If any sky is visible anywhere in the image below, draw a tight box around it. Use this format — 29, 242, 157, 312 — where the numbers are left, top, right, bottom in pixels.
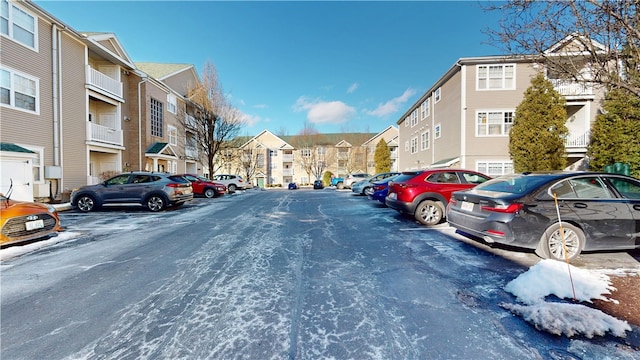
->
35, 1, 505, 137
1, 229, 635, 340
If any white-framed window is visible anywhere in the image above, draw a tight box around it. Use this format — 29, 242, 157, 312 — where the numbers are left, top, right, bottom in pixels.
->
477, 161, 513, 176
301, 148, 311, 157
0, 67, 39, 113
420, 98, 430, 119
410, 137, 418, 154
18, 144, 43, 183
434, 87, 441, 103
170, 160, 177, 174
1, 0, 38, 50
317, 147, 326, 156
404, 140, 409, 152
167, 93, 177, 114
420, 130, 430, 150
476, 110, 514, 136
150, 98, 163, 137
269, 150, 278, 157
404, 116, 409, 127
434, 123, 441, 139
411, 109, 418, 127
167, 125, 177, 145
477, 64, 515, 90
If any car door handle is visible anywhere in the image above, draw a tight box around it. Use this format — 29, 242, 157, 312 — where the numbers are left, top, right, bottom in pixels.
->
634, 204, 640, 211
573, 203, 588, 209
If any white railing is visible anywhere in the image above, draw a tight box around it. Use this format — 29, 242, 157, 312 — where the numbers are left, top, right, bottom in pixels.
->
282, 154, 294, 162
186, 115, 198, 129
565, 131, 590, 148
550, 79, 593, 97
86, 65, 123, 98
282, 168, 293, 176
87, 122, 123, 146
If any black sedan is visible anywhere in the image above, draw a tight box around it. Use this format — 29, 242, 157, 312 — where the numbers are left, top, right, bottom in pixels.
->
446, 172, 640, 261
313, 180, 324, 189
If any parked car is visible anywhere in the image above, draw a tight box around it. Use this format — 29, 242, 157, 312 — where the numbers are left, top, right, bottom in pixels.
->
313, 180, 324, 189
0, 194, 63, 246
367, 175, 400, 203
352, 172, 401, 195
178, 174, 226, 198
447, 171, 640, 261
386, 169, 491, 226
70, 171, 193, 212
211, 174, 247, 192
288, 182, 299, 190
344, 173, 370, 189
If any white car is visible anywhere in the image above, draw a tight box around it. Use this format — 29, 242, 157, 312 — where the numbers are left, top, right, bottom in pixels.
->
211, 174, 247, 192
344, 173, 370, 189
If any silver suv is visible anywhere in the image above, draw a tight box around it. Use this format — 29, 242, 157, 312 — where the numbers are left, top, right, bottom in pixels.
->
344, 173, 370, 189
211, 174, 247, 192
71, 172, 193, 212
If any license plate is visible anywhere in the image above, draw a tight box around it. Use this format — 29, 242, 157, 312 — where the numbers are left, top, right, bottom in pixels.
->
25, 219, 44, 231
387, 193, 397, 200
461, 201, 474, 212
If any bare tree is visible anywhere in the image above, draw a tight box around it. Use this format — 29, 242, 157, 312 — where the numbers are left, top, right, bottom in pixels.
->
186, 61, 245, 177
484, 1, 640, 95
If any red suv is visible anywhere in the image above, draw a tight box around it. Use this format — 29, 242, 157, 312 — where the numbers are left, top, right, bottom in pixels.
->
385, 169, 490, 226
178, 174, 227, 198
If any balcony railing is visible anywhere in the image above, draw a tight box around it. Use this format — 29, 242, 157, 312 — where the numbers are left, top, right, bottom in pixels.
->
549, 79, 593, 97
185, 146, 198, 159
86, 65, 123, 98
282, 154, 294, 162
87, 122, 123, 146
565, 131, 590, 148
282, 168, 293, 176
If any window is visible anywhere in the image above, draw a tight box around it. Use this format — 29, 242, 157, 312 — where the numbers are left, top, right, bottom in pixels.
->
301, 148, 311, 157
167, 93, 177, 114
420, 98, 430, 119
477, 64, 515, 90
434, 88, 441, 103
257, 154, 265, 167
404, 116, 409, 127
411, 109, 418, 127
317, 147, 326, 156
167, 125, 177, 145
420, 130, 430, 150
434, 123, 441, 139
404, 141, 409, 152
477, 161, 513, 176
1, 0, 37, 49
552, 177, 611, 199
19, 144, 43, 183
269, 150, 278, 157
410, 137, 418, 154
1, 67, 38, 113
150, 98, 163, 137
476, 111, 514, 136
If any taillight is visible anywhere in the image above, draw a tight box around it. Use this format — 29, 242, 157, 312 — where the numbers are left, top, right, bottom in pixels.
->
449, 198, 457, 205
166, 183, 183, 188
481, 203, 523, 213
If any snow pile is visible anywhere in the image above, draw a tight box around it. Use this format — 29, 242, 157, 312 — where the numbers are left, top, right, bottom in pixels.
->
501, 259, 632, 338
0, 231, 81, 261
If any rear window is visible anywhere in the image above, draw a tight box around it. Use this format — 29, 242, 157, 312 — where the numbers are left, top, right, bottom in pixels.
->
168, 175, 189, 183
392, 172, 422, 183
475, 174, 552, 195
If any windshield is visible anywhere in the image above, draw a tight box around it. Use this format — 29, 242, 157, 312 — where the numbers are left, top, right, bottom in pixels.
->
475, 174, 552, 195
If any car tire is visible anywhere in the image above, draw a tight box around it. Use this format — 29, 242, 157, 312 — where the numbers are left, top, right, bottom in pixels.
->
146, 195, 166, 212
537, 222, 585, 261
76, 195, 97, 212
363, 187, 373, 196
228, 184, 237, 192
414, 200, 444, 226
336, 182, 344, 190
204, 188, 216, 198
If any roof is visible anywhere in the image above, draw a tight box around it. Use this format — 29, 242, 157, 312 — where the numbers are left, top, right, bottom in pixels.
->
135, 62, 194, 80
281, 133, 377, 148
0, 143, 36, 153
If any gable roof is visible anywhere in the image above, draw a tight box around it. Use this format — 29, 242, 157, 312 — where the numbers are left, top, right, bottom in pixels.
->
135, 62, 195, 80
82, 32, 136, 69
0, 143, 36, 154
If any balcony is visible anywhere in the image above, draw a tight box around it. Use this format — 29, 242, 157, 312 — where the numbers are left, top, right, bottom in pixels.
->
185, 146, 198, 159
565, 131, 590, 152
86, 65, 123, 98
282, 154, 294, 162
87, 122, 123, 146
549, 79, 593, 98
282, 168, 293, 176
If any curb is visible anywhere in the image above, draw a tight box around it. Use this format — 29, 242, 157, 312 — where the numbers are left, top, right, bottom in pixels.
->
53, 203, 72, 212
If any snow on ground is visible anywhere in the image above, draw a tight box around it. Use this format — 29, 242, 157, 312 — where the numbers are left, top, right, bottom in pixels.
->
0, 232, 81, 262
501, 259, 632, 338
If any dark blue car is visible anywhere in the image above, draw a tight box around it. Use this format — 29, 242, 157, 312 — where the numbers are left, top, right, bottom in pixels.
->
367, 175, 399, 204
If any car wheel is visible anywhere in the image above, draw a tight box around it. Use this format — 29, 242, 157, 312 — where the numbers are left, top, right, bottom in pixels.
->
204, 188, 216, 198
336, 182, 344, 190
538, 222, 585, 261
146, 195, 166, 212
414, 200, 444, 226
363, 187, 373, 196
228, 184, 237, 192
76, 195, 96, 212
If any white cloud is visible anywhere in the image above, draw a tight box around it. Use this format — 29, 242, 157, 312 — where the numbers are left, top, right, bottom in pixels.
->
347, 82, 359, 94
240, 112, 261, 127
293, 96, 356, 125
366, 88, 417, 117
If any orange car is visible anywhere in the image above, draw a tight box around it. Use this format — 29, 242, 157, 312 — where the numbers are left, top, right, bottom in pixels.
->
0, 194, 63, 246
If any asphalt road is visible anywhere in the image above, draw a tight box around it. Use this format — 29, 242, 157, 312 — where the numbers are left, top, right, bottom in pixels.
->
1, 188, 639, 359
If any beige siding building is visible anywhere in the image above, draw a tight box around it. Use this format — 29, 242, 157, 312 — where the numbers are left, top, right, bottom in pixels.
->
397, 39, 605, 176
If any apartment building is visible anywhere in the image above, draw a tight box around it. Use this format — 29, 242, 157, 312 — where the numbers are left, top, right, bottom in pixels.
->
396, 36, 606, 176
236, 129, 398, 187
